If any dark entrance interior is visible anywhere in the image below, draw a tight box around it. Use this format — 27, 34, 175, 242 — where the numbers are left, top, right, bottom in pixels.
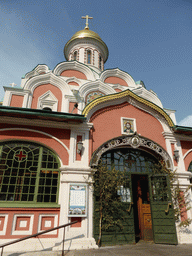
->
132, 174, 153, 242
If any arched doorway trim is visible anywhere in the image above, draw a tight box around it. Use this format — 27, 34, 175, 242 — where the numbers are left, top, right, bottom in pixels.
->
90, 133, 172, 169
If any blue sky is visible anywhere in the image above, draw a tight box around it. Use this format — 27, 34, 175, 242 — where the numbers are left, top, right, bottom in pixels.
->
0, 0, 192, 126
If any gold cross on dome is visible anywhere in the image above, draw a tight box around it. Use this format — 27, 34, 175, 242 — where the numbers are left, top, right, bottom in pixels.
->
81, 15, 93, 29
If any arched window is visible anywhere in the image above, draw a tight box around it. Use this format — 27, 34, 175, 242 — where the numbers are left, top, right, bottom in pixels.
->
101, 148, 157, 173
87, 50, 91, 64
188, 161, 192, 184
0, 141, 60, 204
74, 51, 77, 61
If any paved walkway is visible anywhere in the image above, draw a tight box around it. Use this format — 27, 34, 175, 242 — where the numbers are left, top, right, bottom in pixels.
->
2, 242, 192, 256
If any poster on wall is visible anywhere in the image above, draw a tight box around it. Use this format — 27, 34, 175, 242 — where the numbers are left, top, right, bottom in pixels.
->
68, 184, 87, 217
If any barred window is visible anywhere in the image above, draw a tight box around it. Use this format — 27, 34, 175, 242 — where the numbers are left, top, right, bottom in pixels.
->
0, 142, 60, 204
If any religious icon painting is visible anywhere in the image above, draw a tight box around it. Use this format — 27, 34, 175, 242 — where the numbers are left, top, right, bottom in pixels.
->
121, 117, 136, 135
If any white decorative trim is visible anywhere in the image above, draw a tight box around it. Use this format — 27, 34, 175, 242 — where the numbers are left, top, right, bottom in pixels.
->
100, 68, 136, 88
0, 128, 69, 155
79, 80, 116, 99
132, 86, 163, 108
3, 88, 30, 108
12, 214, 34, 235
24, 65, 50, 80
0, 214, 8, 235
53, 61, 95, 81
37, 90, 58, 111
38, 214, 58, 235
66, 77, 84, 86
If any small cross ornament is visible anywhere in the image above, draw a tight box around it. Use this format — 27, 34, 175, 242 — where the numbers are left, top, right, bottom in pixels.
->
10, 82, 17, 87
81, 15, 93, 29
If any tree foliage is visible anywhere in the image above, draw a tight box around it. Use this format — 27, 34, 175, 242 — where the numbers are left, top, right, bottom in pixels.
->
93, 162, 129, 246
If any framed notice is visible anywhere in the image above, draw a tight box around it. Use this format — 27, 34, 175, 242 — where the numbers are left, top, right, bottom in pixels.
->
68, 184, 87, 217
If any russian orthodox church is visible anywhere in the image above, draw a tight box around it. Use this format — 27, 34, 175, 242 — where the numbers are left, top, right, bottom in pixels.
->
1, 16, 192, 252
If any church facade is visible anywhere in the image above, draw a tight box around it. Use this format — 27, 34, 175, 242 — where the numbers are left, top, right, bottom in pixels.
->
1, 16, 192, 252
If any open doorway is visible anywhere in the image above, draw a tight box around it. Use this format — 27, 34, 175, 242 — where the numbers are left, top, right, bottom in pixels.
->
132, 174, 153, 242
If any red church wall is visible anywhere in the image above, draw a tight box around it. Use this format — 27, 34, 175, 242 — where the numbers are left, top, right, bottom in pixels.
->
104, 76, 128, 87
10, 95, 24, 108
31, 84, 62, 111
68, 81, 79, 86
69, 102, 78, 114
89, 102, 166, 159
0, 125, 70, 165
181, 141, 192, 170
60, 70, 87, 80
115, 88, 122, 93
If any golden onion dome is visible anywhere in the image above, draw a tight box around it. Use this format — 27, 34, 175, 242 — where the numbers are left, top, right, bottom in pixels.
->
64, 27, 109, 62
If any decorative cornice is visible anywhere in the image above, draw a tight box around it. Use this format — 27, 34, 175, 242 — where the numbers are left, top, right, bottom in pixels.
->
53, 61, 95, 81
79, 80, 116, 98
24, 72, 71, 94
100, 68, 136, 88
24, 64, 50, 80
82, 89, 174, 127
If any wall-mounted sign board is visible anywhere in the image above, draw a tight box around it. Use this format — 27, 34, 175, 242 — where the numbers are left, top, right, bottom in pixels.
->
68, 184, 87, 217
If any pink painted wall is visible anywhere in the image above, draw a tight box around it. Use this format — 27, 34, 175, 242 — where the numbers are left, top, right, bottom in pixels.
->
89, 102, 166, 160
104, 76, 128, 86
181, 141, 192, 170
0, 125, 70, 165
60, 70, 87, 80
69, 102, 78, 114
10, 95, 24, 108
68, 81, 79, 86
115, 88, 122, 93
31, 84, 62, 111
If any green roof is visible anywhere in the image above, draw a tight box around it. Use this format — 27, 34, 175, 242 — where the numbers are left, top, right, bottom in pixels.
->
0, 106, 86, 123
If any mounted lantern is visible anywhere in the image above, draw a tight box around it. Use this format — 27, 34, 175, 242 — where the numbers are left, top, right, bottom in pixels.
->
77, 140, 83, 154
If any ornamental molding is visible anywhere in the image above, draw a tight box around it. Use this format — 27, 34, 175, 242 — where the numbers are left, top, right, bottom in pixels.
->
90, 134, 173, 170
132, 86, 163, 108
65, 77, 83, 86
24, 64, 50, 80
53, 61, 95, 81
100, 68, 136, 88
37, 90, 58, 111
82, 89, 174, 128
79, 80, 116, 99
24, 72, 71, 94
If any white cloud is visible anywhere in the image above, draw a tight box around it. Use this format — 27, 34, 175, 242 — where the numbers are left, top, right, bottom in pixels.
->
178, 115, 192, 127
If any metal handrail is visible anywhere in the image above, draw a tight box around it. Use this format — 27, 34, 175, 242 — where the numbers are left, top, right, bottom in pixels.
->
0, 220, 78, 256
